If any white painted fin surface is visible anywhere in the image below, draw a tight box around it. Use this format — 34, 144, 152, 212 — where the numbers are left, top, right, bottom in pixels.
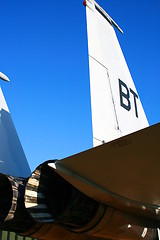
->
0, 87, 31, 177
85, 0, 149, 146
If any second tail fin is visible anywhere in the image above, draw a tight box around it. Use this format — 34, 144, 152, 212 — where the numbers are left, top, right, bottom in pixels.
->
0, 84, 30, 177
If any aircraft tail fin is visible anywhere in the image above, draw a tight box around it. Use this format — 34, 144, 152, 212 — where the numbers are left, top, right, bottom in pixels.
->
84, 0, 149, 146
0, 83, 30, 177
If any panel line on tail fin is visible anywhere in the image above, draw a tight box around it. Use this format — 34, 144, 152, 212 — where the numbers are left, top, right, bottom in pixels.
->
89, 54, 121, 133
106, 69, 121, 134
89, 55, 122, 145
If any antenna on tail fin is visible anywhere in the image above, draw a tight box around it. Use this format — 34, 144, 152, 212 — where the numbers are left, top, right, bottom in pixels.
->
83, 0, 123, 34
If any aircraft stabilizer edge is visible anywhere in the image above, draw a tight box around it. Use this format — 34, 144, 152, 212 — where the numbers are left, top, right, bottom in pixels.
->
0, 72, 10, 82
0, 1, 159, 240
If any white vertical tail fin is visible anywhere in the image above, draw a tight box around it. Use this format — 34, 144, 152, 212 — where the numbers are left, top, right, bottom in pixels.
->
84, 0, 149, 147
0, 84, 30, 177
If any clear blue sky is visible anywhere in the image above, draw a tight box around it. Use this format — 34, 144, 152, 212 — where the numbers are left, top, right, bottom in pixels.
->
0, 0, 160, 171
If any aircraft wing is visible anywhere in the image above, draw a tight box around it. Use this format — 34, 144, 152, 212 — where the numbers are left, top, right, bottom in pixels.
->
49, 123, 160, 219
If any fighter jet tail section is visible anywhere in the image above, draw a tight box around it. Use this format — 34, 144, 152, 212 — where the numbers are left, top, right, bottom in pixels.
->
0, 1, 159, 240
0, 84, 30, 177
84, 0, 149, 146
